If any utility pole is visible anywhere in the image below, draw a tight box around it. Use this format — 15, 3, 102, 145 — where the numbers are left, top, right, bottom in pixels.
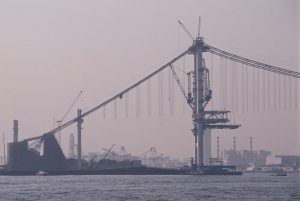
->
77, 109, 83, 170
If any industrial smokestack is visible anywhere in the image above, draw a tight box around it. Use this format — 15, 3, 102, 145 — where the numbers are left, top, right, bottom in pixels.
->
217, 136, 220, 159
250, 137, 253, 152
233, 136, 236, 151
69, 133, 75, 158
13, 120, 18, 143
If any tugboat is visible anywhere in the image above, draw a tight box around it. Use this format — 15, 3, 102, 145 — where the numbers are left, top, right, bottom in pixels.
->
244, 162, 256, 173
35, 170, 48, 176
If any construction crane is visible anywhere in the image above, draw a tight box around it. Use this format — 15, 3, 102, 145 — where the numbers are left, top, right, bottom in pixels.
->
169, 64, 193, 109
139, 147, 159, 166
178, 17, 202, 41
57, 90, 83, 146
178, 20, 194, 41
102, 144, 115, 160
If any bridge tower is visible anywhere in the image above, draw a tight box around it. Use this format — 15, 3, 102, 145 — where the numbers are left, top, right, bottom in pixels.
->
191, 36, 206, 166
188, 35, 240, 168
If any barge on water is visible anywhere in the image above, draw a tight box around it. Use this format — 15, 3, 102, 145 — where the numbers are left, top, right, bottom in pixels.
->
0, 165, 242, 176
0, 167, 186, 176
0, 166, 242, 176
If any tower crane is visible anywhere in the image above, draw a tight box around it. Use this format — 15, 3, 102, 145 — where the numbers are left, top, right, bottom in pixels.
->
57, 90, 83, 146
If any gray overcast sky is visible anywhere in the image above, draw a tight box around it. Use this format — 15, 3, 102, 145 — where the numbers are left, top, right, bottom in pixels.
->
0, 0, 299, 162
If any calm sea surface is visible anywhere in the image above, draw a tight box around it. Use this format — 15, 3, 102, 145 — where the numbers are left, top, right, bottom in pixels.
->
0, 173, 299, 201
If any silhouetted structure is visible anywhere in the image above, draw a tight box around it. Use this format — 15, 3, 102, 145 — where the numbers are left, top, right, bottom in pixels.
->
7, 133, 66, 171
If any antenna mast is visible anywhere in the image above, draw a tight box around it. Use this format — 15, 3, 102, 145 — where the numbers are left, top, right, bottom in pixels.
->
197, 16, 201, 38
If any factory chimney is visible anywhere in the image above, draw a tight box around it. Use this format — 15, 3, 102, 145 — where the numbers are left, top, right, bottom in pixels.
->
217, 136, 220, 159
69, 133, 75, 158
13, 120, 18, 143
233, 136, 236, 151
250, 137, 253, 152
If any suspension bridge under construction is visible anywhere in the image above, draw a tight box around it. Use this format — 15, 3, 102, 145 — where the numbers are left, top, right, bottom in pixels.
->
1, 21, 299, 175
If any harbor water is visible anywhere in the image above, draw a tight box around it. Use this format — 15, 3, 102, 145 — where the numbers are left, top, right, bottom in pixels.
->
0, 173, 299, 201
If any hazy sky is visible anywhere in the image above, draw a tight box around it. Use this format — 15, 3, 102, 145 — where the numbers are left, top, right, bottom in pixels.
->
0, 0, 299, 162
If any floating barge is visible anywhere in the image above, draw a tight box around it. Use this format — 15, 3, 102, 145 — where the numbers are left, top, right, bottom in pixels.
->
0, 165, 242, 176
0, 167, 186, 176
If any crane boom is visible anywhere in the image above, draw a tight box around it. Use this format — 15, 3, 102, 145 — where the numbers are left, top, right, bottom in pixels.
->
178, 20, 194, 41
102, 144, 115, 160
56, 90, 83, 145
59, 90, 83, 123
169, 64, 193, 109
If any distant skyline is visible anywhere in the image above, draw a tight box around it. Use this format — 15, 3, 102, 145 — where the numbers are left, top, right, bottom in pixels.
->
0, 0, 299, 163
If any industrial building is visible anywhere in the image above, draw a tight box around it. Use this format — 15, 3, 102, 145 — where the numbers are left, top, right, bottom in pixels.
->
224, 149, 271, 168
4, 120, 144, 173
7, 133, 66, 171
223, 137, 271, 169
275, 155, 300, 166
